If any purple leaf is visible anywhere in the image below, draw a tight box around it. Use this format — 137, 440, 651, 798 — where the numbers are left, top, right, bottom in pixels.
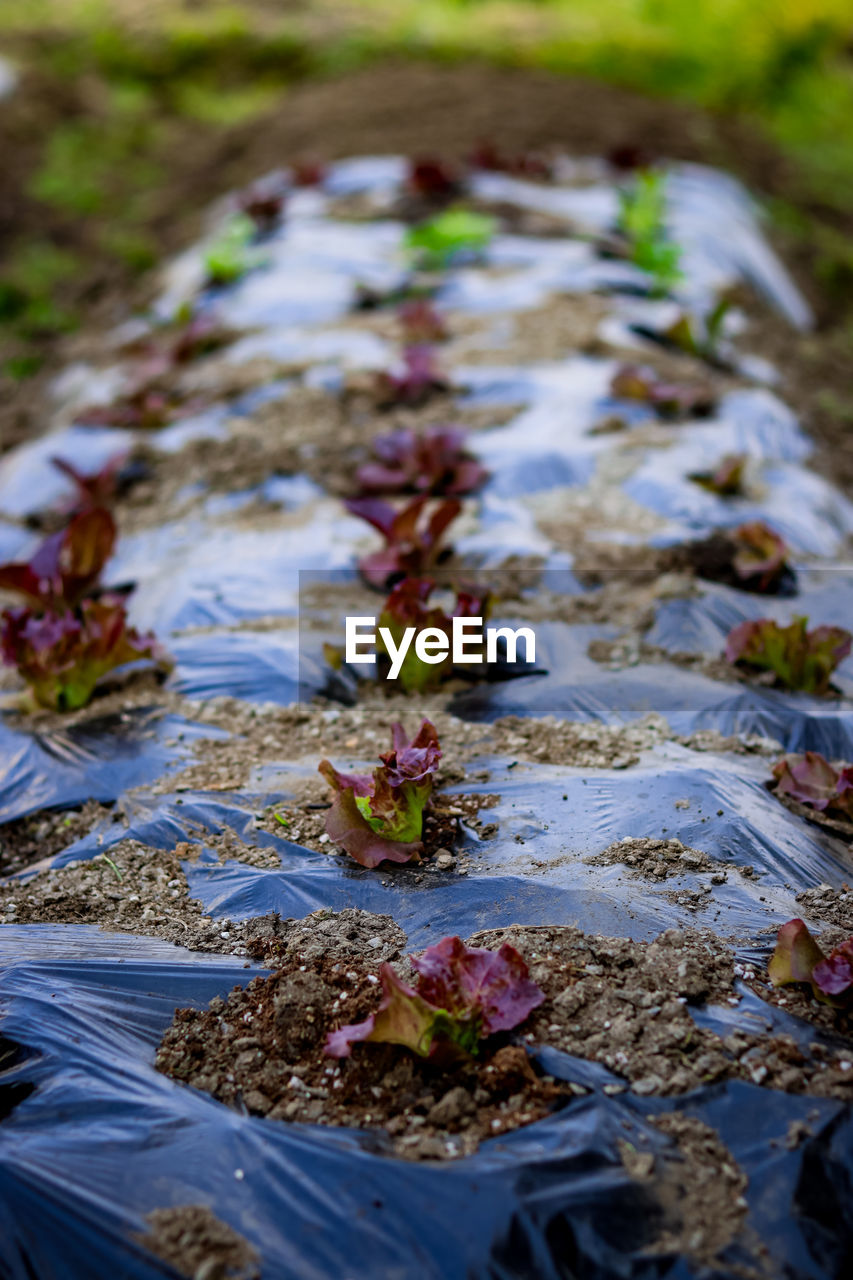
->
0, 596, 165, 711
813, 941, 853, 998
610, 363, 714, 418
373, 345, 449, 408
772, 751, 853, 820
0, 507, 116, 610
769, 919, 853, 1003
345, 495, 461, 589
408, 156, 462, 201
411, 935, 545, 1034
325, 937, 544, 1060
732, 521, 789, 591
319, 720, 441, 868
356, 426, 488, 497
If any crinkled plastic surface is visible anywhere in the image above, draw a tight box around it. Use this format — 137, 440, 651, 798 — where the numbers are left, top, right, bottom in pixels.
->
0, 710, 225, 824
0, 927, 851, 1280
0, 152, 848, 1280
450, 622, 853, 756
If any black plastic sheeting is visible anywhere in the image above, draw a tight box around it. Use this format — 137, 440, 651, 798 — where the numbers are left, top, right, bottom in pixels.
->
0, 927, 851, 1280
0, 152, 851, 1279
28, 749, 851, 946
450, 622, 853, 757
0, 710, 226, 825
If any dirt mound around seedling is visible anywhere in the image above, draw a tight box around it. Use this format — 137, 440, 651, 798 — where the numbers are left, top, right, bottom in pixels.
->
156, 913, 853, 1168
157, 910, 569, 1161
471, 924, 853, 1098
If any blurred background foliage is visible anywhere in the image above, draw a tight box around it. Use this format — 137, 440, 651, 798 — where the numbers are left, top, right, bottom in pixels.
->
0, 0, 852, 384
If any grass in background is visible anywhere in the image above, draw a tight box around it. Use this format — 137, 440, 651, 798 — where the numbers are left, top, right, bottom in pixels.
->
1, 0, 852, 378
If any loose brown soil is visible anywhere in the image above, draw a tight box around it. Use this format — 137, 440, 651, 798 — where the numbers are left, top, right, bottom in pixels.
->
135, 1205, 259, 1280
156, 932, 571, 1162
637, 1113, 751, 1270
587, 836, 718, 881
795, 883, 853, 933
154, 692, 683, 801
470, 924, 853, 1100
0, 800, 112, 877
155, 912, 853, 1174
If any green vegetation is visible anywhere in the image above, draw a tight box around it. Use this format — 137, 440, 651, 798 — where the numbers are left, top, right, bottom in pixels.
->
406, 209, 497, 268
616, 170, 682, 295
1, 0, 852, 382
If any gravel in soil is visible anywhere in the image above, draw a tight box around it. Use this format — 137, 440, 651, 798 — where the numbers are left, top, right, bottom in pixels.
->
0, 800, 112, 877
120, 381, 516, 532
135, 1205, 259, 1280
586, 836, 717, 880
155, 912, 853, 1173
795, 883, 853, 934
156, 920, 571, 1162
468, 924, 853, 1101
635, 1113, 752, 1271
154, 692, 682, 799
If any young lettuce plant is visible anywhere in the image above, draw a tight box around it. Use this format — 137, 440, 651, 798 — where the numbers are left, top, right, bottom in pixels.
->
52, 454, 129, 513
469, 142, 553, 181
689, 453, 747, 497
769, 919, 853, 1004
724, 616, 851, 695
356, 426, 488, 497
407, 156, 463, 203
204, 213, 265, 287
318, 719, 441, 868
772, 752, 853, 823
235, 174, 288, 232
75, 385, 197, 431
0, 509, 164, 711
616, 170, 683, 296
345, 495, 461, 589
610, 363, 714, 418
326, 934, 545, 1059
731, 521, 790, 592
1, 599, 163, 712
377, 577, 491, 692
373, 345, 449, 409
406, 209, 496, 270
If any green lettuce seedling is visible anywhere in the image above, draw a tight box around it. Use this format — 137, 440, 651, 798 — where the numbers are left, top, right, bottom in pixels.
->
406, 209, 496, 269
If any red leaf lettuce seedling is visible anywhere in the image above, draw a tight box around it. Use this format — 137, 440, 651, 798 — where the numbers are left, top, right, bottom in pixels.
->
318, 719, 441, 868
345, 495, 461, 589
769, 919, 853, 1003
357, 426, 487, 497
407, 156, 463, 203
0, 508, 165, 710
1, 598, 163, 712
731, 521, 789, 592
689, 453, 747, 496
325, 934, 545, 1059
610, 364, 714, 418
377, 576, 491, 691
772, 751, 853, 822
724, 616, 851, 694
373, 345, 449, 408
